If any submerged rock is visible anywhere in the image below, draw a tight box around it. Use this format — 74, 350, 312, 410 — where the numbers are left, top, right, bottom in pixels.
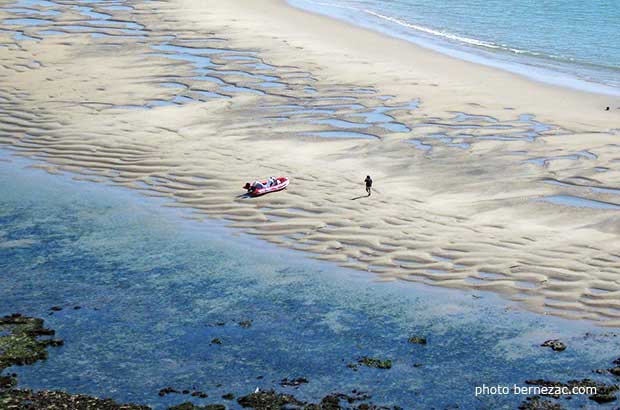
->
280, 378, 309, 388
318, 394, 341, 409
168, 403, 225, 410
238, 320, 253, 328
159, 387, 179, 397
588, 382, 619, 404
237, 389, 304, 409
0, 388, 152, 410
349, 357, 392, 370
541, 340, 566, 352
407, 336, 427, 345
518, 396, 563, 410
0, 314, 404, 410
525, 378, 619, 403
191, 391, 209, 398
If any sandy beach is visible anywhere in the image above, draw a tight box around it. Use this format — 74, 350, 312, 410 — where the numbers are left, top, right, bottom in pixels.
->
2, 0, 620, 329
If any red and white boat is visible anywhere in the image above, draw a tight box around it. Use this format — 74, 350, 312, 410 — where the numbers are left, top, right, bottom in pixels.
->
244, 177, 289, 197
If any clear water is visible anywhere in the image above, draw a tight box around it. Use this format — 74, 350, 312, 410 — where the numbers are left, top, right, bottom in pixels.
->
1, 152, 618, 410
288, 0, 620, 95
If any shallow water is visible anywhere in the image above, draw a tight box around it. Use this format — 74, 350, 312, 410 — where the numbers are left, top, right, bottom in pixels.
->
288, 0, 620, 95
1, 153, 619, 409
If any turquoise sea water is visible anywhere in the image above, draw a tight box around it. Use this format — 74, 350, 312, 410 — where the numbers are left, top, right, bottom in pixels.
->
288, 0, 620, 95
1, 151, 620, 409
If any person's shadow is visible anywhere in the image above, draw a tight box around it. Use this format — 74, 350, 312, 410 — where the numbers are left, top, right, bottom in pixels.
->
350, 195, 370, 200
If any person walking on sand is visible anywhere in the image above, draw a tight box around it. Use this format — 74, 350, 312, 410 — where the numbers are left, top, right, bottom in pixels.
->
365, 175, 373, 196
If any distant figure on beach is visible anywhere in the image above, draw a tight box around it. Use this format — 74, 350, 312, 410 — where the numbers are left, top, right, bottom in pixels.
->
365, 175, 373, 196
606, 106, 610, 111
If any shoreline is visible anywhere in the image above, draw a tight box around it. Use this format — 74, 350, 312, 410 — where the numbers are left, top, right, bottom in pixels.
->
3, 156, 620, 410
220, 0, 619, 129
286, 0, 620, 98
2, 0, 620, 326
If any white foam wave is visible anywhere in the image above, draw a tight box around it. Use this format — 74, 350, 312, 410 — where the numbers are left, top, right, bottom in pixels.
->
298, 0, 533, 55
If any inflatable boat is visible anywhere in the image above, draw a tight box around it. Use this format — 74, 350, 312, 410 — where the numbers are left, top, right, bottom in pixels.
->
244, 177, 289, 197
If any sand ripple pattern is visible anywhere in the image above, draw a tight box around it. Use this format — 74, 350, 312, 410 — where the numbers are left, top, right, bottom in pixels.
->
2, 0, 620, 325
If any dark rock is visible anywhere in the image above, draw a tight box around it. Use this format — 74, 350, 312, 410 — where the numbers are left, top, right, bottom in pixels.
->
44, 339, 64, 347
407, 336, 427, 345
210, 338, 222, 345
587, 381, 619, 403
168, 403, 225, 410
319, 394, 341, 410
49, 306, 63, 312
182, 390, 190, 395
518, 396, 563, 410
238, 320, 252, 328
190, 391, 208, 398
0, 388, 151, 409
237, 389, 304, 408
168, 402, 199, 410
526, 378, 619, 401
0, 313, 61, 372
159, 387, 179, 397
541, 340, 566, 352
73, 306, 81, 310
609, 367, 620, 376
589, 392, 617, 404
0, 374, 17, 388
350, 356, 392, 370
341, 391, 371, 403
222, 393, 234, 400
280, 377, 309, 388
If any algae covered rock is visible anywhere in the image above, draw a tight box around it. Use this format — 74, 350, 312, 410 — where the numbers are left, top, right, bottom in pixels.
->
0, 313, 61, 372
407, 336, 427, 345
237, 389, 304, 409
348, 356, 392, 370
0, 388, 152, 409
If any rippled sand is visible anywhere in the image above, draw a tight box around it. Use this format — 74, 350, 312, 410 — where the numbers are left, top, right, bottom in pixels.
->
1, 0, 620, 325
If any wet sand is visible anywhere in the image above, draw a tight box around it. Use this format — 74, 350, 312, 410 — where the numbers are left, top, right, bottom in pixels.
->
1, 0, 620, 325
